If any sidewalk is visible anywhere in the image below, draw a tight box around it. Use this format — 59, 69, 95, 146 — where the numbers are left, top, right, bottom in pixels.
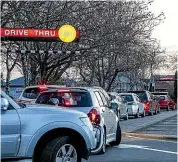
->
120, 110, 177, 133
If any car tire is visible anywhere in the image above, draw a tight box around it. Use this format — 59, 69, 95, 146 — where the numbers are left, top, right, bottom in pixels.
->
124, 112, 129, 120
135, 110, 139, 118
98, 130, 106, 154
40, 136, 82, 162
141, 110, 145, 117
110, 122, 122, 146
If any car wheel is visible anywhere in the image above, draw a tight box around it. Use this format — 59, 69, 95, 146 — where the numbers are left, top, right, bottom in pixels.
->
141, 110, 145, 117
110, 122, 122, 146
124, 112, 129, 120
135, 110, 139, 118
98, 131, 106, 154
40, 136, 82, 162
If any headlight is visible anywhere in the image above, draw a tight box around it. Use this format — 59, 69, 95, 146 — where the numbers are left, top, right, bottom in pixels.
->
80, 117, 93, 131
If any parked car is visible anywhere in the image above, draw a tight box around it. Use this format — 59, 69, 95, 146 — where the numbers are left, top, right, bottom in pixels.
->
35, 87, 122, 154
18, 85, 66, 104
128, 90, 160, 115
108, 92, 128, 120
1, 91, 97, 162
152, 92, 176, 110
120, 93, 145, 118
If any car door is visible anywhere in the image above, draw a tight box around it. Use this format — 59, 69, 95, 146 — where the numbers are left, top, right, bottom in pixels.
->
118, 95, 127, 116
135, 95, 144, 114
1, 96, 21, 158
99, 91, 117, 137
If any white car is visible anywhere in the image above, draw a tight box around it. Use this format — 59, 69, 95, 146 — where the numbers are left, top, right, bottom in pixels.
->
120, 93, 145, 118
18, 85, 66, 104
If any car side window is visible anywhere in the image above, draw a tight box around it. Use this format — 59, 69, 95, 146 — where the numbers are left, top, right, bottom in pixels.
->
1, 95, 15, 110
94, 91, 104, 106
99, 91, 108, 107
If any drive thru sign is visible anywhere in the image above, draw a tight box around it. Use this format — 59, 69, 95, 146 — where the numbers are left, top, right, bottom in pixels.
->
0, 25, 79, 42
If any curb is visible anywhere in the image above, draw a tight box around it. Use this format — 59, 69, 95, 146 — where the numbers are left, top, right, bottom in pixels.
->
129, 114, 177, 133
122, 132, 178, 141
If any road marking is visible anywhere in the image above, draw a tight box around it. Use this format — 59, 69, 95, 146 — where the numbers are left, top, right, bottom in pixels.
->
126, 135, 178, 144
115, 144, 178, 155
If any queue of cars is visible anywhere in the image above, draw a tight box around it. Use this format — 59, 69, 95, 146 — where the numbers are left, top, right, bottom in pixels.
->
2, 85, 176, 162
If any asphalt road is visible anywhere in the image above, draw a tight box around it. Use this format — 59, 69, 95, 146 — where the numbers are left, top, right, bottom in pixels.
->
136, 114, 177, 136
88, 136, 177, 162
86, 110, 178, 162
120, 109, 177, 133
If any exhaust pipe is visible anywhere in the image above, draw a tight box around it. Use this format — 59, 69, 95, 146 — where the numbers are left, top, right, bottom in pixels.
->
91, 125, 104, 154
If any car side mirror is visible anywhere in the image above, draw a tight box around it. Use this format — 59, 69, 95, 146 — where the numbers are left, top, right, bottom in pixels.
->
110, 102, 118, 109
1, 98, 9, 111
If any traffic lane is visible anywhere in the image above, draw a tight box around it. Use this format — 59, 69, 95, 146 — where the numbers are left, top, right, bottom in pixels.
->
120, 110, 177, 133
88, 137, 177, 162
136, 115, 177, 136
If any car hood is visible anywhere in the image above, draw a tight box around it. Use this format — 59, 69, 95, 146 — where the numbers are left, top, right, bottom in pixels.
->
26, 104, 88, 117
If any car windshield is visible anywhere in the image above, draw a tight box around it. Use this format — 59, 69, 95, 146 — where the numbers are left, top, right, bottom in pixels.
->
36, 91, 92, 107
133, 92, 148, 100
120, 95, 134, 102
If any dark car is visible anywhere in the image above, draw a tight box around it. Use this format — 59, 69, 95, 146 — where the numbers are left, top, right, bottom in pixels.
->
128, 90, 160, 115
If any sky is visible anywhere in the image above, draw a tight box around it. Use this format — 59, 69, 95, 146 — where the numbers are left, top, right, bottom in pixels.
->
9, 0, 178, 80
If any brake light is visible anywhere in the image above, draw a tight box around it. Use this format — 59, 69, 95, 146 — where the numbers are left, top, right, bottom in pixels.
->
57, 89, 71, 92
88, 108, 101, 125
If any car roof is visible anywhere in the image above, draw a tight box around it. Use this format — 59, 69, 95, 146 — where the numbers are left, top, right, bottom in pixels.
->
24, 85, 66, 89
128, 90, 147, 92
119, 93, 134, 96
37, 86, 104, 93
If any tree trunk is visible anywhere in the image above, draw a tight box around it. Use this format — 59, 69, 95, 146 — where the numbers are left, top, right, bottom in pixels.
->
5, 72, 10, 94
107, 69, 119, 92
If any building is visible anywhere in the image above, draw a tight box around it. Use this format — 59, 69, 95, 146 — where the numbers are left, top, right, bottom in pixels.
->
1, 76, 25, 99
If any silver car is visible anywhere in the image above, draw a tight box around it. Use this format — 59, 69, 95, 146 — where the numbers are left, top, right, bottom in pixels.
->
120, 93, 145, 118
108, 92, 128, 120
1, 91, 97, 162
35, 87, 122, 154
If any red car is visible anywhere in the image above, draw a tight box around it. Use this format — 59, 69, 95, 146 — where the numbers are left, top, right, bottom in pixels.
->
152, 92, 176, 110
158, 95, 176, 110
128, 90, 160, 115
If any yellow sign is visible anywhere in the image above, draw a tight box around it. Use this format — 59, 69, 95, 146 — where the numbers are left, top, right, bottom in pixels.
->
58, 25, 77, 43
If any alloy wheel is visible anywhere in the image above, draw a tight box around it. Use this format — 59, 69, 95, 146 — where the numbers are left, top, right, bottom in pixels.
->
55, 144, 77, 162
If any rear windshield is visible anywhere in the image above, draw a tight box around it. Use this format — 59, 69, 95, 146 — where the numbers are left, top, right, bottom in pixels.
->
159, 96, 166, 100
120, 95, 134, 102
22, 88, 39, 99
22, 87, 48, 99
36, 91, 92, 107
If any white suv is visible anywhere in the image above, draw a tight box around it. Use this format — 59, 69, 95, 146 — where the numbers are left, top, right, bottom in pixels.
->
35, 87, 122, 154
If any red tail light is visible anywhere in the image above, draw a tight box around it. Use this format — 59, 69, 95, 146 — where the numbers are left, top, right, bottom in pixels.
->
88, 108, 101, 125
